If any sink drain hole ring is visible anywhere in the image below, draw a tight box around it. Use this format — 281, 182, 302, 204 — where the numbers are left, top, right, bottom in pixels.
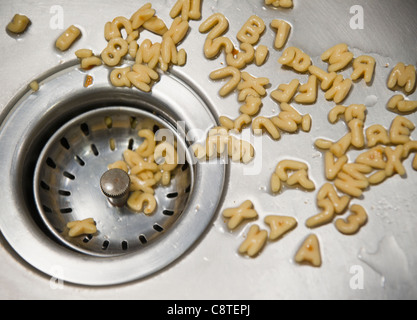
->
0, 63, 227, 286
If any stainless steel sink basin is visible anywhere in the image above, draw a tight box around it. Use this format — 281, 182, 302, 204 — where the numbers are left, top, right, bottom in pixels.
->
1, 0, 416, 299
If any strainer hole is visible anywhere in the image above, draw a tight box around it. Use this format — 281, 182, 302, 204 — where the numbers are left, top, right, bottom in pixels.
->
63, 171, 75, 180
128, 138, 134, 150
83, 235, 93, 243
91, 144, 99, 156
80, 123, 90, 136
181, 162, 189, 172
185, 185, 191, 193
40, 181, 50, 191
163, 209, 175, 216
75, 155, 86, 167
60, 208, 72, 214
42, 205, 53, 213
102, 240, 110, 250
122, 241, 128, 250
139, 235, 147, 244
167, 192, 178, 199
46, 157, 57, 169
153, 224, 164, 233
58, 190, 71, 197
60, 137, 71, 150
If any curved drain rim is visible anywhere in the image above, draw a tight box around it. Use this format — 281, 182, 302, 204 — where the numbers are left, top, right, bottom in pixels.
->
0, 62, 228, 286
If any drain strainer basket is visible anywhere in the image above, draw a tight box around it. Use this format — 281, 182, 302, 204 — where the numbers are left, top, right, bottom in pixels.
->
34, 107, 193, 257
0, 62, 227, 286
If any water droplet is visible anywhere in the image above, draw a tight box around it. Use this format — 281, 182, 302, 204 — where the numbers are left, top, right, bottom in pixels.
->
312, 151, 322, 159
365, 95, 378, 108
216, 222, 227, 235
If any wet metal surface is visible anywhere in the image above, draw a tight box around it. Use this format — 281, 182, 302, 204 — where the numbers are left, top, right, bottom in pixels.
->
1, 0, 417, 299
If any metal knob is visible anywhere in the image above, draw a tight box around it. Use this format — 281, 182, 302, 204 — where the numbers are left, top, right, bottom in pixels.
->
100, 169, 130, 207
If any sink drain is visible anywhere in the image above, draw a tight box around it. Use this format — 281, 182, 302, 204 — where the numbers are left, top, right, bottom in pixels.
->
34, 107, 193, 257
0, 62, 227, 286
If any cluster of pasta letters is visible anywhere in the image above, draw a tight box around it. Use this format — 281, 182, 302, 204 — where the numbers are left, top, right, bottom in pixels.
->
201, 11, 312, 264
222, 201, 298, 258
270, 160, 315, 193
75, 49, 102, 70
276, 43, 377, 106
191, 126, 255, 164
7, 3, 417, 265
305, 59, 416, 236
311, 110, 416, 231
202, 13, 304, 141
101, 1, 199, 92
387, 63, 417, 113
209, 10, 416, 266
223, 200, 321, 266
9, 1, 199, 92
108, 129, 178, 215
66, 1, 202, 92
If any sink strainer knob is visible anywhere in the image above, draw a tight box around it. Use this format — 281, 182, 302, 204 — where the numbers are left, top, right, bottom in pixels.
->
100, 169, 131, 207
